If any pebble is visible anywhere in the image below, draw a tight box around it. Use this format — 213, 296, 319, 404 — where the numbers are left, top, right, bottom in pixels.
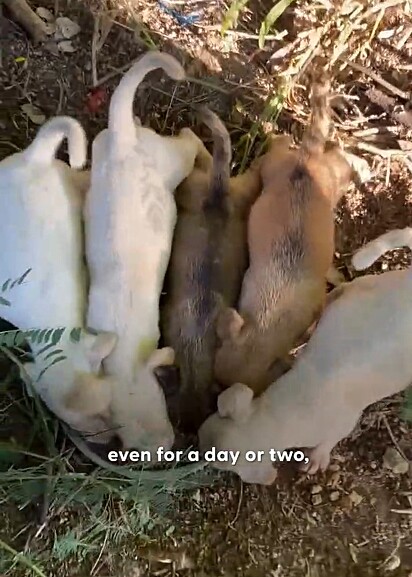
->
349, 490, 363, 507
383, 448, 409, 475
312, 494, 322, 506
311, 484, 322, 495
330, 491, 340, 502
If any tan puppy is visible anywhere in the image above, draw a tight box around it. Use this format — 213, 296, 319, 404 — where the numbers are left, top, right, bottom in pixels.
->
214, 73, 355, 394
161, 107, 262, 433
199, 227, 412, 485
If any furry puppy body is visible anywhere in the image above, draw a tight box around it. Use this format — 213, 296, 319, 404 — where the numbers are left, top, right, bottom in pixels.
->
0, 117, 117, 440
85, 51, 204, 451
161, 108, 262, 432
199, 227, 412, 485
215, 77, 354, 393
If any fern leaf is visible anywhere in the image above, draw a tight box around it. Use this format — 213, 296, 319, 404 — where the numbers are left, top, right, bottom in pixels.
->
69, 327, 82, 343
44, 348, 65, 361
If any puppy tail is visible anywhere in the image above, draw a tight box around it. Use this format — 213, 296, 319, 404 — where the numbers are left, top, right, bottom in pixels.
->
300, 71, 331, 158
23, 116, 87, 169
352, 228, 412, 270
197, 106, 231, 212
108, 51, 185, 148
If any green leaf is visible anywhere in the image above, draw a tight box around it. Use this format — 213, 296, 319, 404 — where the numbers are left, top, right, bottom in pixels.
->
0, 296, 11, 306
14, 331, 28, 346
44, 348, 65, 361
10, 267, 32, 289
258, 0, 295, 49
36, 329, 49, 344
0, 331, 17, 347
2, 279, 11, 292
69, 327, 82, 343
51, 328, 65, 346
37, 355, 67, 380
221, 0, 249, 35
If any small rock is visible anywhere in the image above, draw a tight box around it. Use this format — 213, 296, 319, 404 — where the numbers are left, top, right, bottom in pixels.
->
58, 40, 77, 53
312, 494, 322, 506
55, 16, 81, 39
349, 490, 363, 507
383, 447, 409, 475
383, 554, 401, 572
328, 471, 341, 487
329, 463, 340, 472
311, 484, 322, 495
330, 491, 340, 502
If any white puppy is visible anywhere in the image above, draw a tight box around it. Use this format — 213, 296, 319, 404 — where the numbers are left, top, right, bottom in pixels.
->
198, 227, 412, 484
85, 51, 204, 451
0, 116, 117, 441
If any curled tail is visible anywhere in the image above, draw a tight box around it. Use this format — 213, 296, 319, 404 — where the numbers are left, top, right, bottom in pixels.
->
197, 106, 231, 213
109, 51, 185, 148
352, 228, 412, 270
300, 70, 331, 158
23, 116, 87, 169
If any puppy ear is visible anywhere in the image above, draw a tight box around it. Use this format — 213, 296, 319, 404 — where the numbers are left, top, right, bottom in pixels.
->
217, 383, 253, 422
216, 308, 245, 341
83, 331, 118, 373
146, 347, 175, 370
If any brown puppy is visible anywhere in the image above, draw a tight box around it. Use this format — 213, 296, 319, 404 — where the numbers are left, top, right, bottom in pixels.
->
161, 107, 262, 433
214, 73, 355, 394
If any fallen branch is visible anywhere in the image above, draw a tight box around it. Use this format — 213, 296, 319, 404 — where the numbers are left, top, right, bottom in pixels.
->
3, 0, 49, 44
366, 88, 412, 130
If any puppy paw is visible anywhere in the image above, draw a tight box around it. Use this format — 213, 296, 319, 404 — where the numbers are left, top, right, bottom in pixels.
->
300, 445, 331, 475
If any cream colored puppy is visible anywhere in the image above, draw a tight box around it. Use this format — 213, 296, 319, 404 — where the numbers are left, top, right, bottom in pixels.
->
199, 227, 412, 484
85, 51, 204, 451
0, 116, 117, 441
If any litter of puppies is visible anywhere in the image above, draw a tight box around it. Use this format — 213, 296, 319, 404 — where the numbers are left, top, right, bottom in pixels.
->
0, 49, 410, 485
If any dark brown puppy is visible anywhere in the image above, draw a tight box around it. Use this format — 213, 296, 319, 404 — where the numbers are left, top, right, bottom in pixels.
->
214, 72, 356, 395
160, 108, 262, 433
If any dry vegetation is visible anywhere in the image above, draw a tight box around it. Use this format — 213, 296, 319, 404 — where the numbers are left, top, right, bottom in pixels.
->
1, 0, 412, 576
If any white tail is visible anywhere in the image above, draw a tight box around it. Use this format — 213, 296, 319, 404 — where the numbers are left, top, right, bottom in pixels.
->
23, 116, 87, 169
352, 228, 412, 270
108, 51, 185, 148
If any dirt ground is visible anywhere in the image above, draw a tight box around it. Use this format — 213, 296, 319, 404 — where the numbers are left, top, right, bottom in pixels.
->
1, 0, 412, 576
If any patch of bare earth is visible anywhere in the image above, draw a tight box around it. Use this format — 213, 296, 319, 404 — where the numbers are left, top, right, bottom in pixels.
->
1, 0, 412, 576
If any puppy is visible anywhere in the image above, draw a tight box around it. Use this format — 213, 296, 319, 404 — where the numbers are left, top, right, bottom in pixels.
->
214, 73, 355, 394
199, 226, 412, 484
0, 116, 117, 441
161, 107, 262, 433
85, 51, 204, 452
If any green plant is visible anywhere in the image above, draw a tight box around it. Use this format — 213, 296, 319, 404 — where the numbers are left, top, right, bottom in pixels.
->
259, 0, 295, 49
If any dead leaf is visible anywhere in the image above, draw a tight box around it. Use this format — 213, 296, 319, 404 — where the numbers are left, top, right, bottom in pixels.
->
58, 40, 77, 53
85, 87, 107, 115
55, 17, 81, 39
20, 103, 46, 125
